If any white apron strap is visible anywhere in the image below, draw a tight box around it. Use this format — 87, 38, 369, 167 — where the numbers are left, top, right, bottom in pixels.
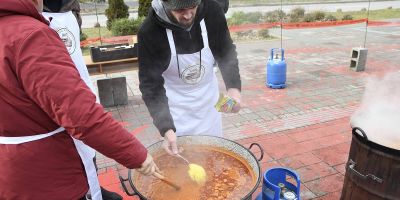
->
72, 139, 102, 200
0, 127, 65, 144
199, 19, 209, 48
166, 29, 176, 56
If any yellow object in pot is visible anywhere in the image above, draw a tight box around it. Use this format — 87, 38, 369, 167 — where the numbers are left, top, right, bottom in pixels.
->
176, 154, 207, 184
188, 164, 206, 184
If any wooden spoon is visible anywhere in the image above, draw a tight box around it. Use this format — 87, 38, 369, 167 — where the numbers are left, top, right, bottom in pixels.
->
153, 172, 181, 191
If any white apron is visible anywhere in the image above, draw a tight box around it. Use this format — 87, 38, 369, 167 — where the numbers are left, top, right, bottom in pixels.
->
0, 11, 102, 200
42, 11, 98, 101
163, 19, 222, 137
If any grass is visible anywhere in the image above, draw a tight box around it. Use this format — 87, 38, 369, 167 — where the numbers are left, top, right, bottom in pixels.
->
82, 26, 112, 39
229, 0, 381, 5
332, 8, 400, 20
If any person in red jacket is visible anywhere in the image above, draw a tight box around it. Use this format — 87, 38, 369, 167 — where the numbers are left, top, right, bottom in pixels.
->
41, 0, 125, 199
0, 0, 161, 199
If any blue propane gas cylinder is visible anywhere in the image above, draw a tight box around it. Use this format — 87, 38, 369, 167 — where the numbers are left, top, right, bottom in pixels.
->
266, 48, 287, 89
255, 167, 301, 200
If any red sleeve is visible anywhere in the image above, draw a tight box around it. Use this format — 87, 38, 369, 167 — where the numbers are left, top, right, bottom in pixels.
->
15, 27, 147, 169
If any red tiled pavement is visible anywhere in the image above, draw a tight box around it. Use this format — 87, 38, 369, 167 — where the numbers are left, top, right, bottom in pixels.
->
294, 152, 323, 166
313, 143, 350, 166
98, 168, 140, 200
238, 117, 351, 199
313, 191, 343, 200
296, 162, 338, 182
304, 174, 345, 197
333, 163, 347, 176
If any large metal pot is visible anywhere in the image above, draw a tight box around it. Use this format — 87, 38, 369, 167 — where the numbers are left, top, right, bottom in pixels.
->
341, 127, 400, 199
119, 135, 264, 200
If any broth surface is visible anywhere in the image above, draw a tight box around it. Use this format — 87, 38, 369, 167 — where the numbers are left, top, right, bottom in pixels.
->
134, 145, 255, 200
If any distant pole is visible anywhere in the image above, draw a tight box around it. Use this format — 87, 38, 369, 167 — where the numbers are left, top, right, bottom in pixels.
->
95, 1, 103, 45
280, 0, 283, 49
363, 0, 371, 48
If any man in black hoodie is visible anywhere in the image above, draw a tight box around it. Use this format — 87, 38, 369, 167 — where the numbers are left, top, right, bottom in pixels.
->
138, 0, 241, 155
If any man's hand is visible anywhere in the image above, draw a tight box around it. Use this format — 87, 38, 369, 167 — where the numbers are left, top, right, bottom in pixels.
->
227, 88, 241, 113
137, 153, 162, 176
163, 129, 179, 155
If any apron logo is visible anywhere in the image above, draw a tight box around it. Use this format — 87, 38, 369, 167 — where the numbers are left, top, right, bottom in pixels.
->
56, 28, 76, 55
181, 64, 205, 84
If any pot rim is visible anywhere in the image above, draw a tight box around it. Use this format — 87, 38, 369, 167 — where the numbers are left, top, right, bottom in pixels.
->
129, 135, 262, 200
352, 127, 400, 156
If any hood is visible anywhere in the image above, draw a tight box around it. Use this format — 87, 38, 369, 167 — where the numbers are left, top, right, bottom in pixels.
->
151, 0, 205, 31
0, 0, 49, 25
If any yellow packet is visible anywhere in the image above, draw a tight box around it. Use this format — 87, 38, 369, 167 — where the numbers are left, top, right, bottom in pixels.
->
215, 93, 236, 112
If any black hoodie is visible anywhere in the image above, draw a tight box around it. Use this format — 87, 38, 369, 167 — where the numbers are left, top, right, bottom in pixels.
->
138, 0, 241, 136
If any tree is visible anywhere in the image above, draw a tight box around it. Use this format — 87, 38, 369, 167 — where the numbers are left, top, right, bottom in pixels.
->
139, 0, 152, 17
105, 0, 129, 30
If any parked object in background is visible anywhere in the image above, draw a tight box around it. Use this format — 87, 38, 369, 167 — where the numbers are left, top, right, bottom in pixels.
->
256, 167, 300, 200
341, 127, 399, 200
97, 77, 128, 107
350, 47, 368, 72
90, 43, 138, 62
84, 55, 138, 73
266, 48, 287, 89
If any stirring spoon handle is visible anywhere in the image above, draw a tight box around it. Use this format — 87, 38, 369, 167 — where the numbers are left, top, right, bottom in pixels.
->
153, 172, 181, 191
176, 154, 190, 165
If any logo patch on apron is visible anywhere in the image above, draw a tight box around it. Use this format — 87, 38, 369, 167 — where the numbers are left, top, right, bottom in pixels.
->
55, 27, 76, 55
181, 64, 205, 84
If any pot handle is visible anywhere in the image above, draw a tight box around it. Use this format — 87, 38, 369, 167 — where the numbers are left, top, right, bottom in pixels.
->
128, 169, 148, 200
118, 174, 137, 196
348, 159, 383, 183
249, 143, 264, 161
352, 127, 368, 142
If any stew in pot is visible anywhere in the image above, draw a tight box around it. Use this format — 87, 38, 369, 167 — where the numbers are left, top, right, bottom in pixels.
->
134, 145, 255, 200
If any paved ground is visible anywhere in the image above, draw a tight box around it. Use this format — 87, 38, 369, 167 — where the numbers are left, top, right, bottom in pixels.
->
90, 20, 400, 199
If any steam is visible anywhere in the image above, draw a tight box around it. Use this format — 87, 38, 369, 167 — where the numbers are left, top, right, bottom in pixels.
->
351, 72, 400, 150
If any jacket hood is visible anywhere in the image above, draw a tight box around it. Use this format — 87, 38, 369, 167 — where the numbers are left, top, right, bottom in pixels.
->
0, 0, 49, 25
150, 0, 205, 31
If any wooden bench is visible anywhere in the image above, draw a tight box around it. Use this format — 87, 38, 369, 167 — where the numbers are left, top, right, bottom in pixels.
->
84, 55, 138, 73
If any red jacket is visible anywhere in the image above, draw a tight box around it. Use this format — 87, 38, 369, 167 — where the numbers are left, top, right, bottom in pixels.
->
0, 1, 147, 199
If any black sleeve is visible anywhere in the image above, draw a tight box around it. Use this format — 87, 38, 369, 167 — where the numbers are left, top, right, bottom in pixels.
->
206, 0, 241, 91
137, 23, 176, 137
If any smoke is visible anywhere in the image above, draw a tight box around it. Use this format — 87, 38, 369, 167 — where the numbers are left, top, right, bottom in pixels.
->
351, 72, 400, 150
